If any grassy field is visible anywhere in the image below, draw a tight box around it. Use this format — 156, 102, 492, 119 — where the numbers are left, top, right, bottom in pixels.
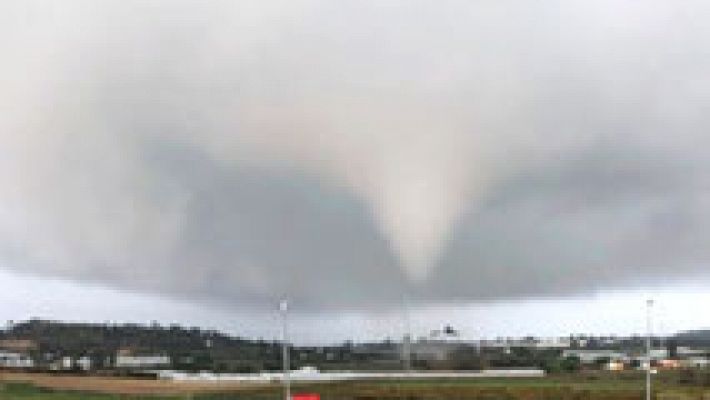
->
1, 372, 709, 400
0, 382, 162, 399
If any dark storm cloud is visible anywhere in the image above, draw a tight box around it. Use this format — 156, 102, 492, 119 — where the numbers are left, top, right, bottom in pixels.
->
139, 142, 408, 309
2, 0, 710, 310
430, 145, 710, 303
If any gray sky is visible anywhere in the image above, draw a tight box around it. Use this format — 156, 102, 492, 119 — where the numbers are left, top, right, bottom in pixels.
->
2, 0, 710, 340
0, 268, 707, 344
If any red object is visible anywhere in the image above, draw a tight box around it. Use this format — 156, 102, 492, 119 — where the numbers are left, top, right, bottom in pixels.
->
292, 394, 320, 400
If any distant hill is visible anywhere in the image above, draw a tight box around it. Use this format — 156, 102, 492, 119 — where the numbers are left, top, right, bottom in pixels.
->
0, 319, 403, 373
0, 319, 283, 372
673, 330, 710, 347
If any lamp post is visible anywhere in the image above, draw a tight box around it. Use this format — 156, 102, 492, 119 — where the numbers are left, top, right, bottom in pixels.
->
402, 295, 412, 372
646, 299, 654, 400
280, 299, 291, 400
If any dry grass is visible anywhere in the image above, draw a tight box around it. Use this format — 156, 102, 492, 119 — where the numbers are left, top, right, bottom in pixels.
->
0, 372, 270, 396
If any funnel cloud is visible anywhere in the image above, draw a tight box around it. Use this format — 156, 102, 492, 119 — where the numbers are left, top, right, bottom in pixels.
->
2, 0, 710, 310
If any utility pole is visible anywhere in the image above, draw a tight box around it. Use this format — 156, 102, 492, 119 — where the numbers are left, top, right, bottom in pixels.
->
280, 299, 291, 400
646, 299, 654, 400
402, 295, 412, 372
403, 332, 412, 371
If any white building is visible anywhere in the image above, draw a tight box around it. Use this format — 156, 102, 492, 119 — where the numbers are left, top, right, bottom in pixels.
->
76, 356, 92, 371
534, 338, 572, 349
680, 357, 710, 368
562, 349, 628, 364
480, 337, 571, 349
650, 348, 669, 359
115, 355, 170, 369
676, 347, 708, 357
0, 351, 34, 368
409, 326, 469, 361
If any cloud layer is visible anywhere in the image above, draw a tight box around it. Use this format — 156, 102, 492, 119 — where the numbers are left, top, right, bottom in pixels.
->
2, 0, 710, 310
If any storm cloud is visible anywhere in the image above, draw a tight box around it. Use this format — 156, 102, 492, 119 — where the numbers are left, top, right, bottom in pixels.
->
1, 0, 710, 310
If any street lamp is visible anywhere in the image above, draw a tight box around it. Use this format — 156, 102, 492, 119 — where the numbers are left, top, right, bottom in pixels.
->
402, 294, 412, 372
280, 299, 291, 400
646, 299, 654, 400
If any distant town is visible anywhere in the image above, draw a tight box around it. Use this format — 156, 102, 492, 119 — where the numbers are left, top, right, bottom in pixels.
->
2, 319, 710, 377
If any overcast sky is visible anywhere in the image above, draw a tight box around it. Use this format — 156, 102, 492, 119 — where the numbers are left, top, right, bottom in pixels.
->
2, 0, 710, 342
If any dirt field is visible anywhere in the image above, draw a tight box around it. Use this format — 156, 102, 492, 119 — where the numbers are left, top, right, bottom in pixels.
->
0, 372, 269, 396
